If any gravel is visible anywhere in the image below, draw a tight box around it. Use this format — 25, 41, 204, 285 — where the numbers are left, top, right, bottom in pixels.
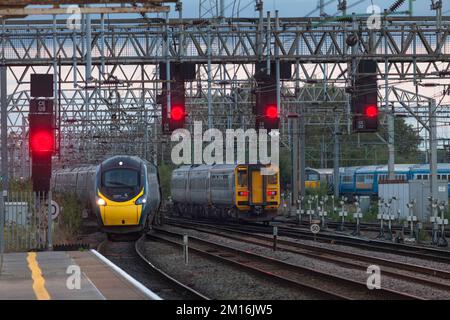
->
141, 236, 326, 300
99, 240, 200, 300
160, 224, 450, 300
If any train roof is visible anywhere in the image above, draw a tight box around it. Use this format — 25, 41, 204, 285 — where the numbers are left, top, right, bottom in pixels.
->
410, 163, 450, 171
314, 168, 334, 175
354, 165, 382, 173
373, 164, 415, 173
172, 164, 235, 173
53, 165, 97, 174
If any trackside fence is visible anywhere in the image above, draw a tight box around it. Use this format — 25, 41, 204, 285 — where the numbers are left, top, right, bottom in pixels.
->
1, 191, 53, 253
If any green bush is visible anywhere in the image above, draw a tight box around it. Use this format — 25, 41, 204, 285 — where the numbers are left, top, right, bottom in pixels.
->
54, 193, 83, 240
159, 163, 175, 200
362, 203, 379, 222
418, 229, 431, 243
8, 178, 32, 192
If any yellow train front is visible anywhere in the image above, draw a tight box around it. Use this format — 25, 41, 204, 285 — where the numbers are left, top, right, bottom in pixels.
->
93, 156, 161, 234
171, 164, 280, 221
51, 155, 161, 235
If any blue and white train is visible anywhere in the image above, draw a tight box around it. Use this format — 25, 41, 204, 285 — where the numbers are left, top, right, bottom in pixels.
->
308, 163, 450, 198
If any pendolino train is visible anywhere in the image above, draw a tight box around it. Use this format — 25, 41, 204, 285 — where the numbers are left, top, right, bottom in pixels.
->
306, 163, 450, 198
171, 164, 280, 221
51, 155, 161, 234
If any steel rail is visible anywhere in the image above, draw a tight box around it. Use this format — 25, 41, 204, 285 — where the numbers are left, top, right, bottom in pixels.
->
134, 235, 211, 300
165, 217, 450, 263
97, 237, 210, 300
166, 220, 450, 292
151, 227, 423, 300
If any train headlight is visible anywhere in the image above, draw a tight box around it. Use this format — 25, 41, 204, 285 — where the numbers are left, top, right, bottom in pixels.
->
238, 191, 248, 197
97, 198, 106, 206
267, 191, 277, 196
135, 195, 147, 205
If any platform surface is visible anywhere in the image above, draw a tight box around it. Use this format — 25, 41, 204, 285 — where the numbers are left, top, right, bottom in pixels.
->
0, 251, 149, 300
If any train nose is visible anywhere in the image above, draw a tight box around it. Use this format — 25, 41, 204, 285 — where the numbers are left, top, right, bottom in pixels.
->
101, 205, 140, 226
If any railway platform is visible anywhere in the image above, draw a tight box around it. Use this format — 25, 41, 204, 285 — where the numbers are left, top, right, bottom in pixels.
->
0, 250, 161, 300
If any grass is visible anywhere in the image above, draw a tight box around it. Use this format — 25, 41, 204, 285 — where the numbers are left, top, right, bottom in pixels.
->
4, 222, 44, 252
53, 193, 84, 243
418, 229, 431, 243
361, 204, 379, 223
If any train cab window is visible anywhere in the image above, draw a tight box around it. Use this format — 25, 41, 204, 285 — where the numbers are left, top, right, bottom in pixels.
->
267, 174, 277, 185
237, 170, 248, 187
103, 169, 139, 188
307, 173, 319, 181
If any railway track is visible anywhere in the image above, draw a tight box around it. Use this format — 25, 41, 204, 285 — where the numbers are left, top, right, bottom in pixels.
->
286, 219, 450, 237
150, 227, 423, 300
166, 217, 450, 263
166, 219, 450, 293
97, 236, 209, 300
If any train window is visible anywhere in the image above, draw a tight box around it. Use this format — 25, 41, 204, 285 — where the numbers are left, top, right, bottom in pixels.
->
356, 175, 364, 182
342, 176, 352, 183
448, 175, 450, 182
237, 170, 248, 187
423, 174, 428, 180
438, 175, 441, 180
267, 174, 277, 185
103, 169, 139, 188
307, 173, 319, 181
211, 174, 229, 189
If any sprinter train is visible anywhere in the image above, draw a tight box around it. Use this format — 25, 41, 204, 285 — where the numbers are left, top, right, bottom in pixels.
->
51, 155, 161, 234
171, 164, 280, 221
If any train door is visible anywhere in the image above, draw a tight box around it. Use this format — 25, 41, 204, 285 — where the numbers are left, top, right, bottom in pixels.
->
250, 167, 264, 205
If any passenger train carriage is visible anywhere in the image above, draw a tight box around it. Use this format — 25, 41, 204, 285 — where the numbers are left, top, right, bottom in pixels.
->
171, 164, 280, 221
334, 163, 450, 198
51, 156, 161, 234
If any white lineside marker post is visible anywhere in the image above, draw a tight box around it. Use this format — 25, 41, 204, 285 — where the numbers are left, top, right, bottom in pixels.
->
47, 191, 53, 251
273, 226, 278, 251
406, 200, 416, 238
183, 234, 188, 265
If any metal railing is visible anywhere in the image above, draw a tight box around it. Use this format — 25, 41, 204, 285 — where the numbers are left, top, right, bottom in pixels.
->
0, 191, 53, 256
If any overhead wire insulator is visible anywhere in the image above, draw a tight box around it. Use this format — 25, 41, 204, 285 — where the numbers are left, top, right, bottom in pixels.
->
388, 0, 406, 14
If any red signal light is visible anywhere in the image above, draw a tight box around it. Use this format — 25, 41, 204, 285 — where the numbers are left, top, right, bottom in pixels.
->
365, 105, 378, 118
171, 105, 184, 121
265, 105, 278, 119
31, 131, 54, 152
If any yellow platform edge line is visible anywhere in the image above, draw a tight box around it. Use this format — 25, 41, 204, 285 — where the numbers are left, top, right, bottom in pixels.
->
26, 252, 51, 300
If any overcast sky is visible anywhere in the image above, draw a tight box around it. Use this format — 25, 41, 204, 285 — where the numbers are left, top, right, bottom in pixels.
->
18, 1, 446, 21
180, 0, 445, 18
